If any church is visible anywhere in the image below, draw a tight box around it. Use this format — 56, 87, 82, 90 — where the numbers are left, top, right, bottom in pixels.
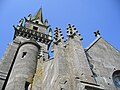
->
0, 8, 120, 90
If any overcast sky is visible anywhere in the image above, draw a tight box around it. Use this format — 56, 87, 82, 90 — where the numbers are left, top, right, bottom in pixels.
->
0, 0, 120, 58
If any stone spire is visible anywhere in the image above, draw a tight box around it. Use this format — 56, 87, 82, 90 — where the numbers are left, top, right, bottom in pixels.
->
33, 8, 43, 23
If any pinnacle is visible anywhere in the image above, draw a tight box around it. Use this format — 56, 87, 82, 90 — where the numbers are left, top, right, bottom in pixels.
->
27, 14, 32, 20
18, 18, 24, 26
48, 28, 52, 40
15, 18, 24, 30
53, 27, 64, 44
67, 24, 79, 37
44, 19, 48, 26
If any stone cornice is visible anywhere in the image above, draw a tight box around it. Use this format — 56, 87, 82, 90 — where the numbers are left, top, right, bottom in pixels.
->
13, 26, 52, 45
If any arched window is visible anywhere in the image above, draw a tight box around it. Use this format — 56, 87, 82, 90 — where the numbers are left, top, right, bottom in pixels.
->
112, 70, 120, 90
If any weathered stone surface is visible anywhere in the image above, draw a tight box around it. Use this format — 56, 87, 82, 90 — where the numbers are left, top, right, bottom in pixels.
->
0, 9, 120, 90
86, 37, 120, 90
5, 42, 40, 90
0, 41, 20, 90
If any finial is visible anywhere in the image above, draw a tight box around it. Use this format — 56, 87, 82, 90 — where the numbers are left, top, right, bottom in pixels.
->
53, 27, 64, 44
48, 28, 52, 40
18, 18, 24, 26
67, 24, 77, 37
48, 28, 52, 36
24, 17, 27, 22
67, 24, 82, 40
94, 30, 100, 37
27, 14, 32, 20
44, 19, 48, 26
13, 25, 17, 30
33, 8, 43, 23
16, 18, 24, 29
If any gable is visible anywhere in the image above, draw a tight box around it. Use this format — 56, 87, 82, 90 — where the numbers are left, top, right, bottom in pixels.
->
85, 37, 120, 89
86, 37, 120, 68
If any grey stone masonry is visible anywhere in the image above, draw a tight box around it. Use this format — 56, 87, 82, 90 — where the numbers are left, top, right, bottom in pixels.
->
0, 41, 20, 90
86, 35, 120, 90
0, 9, 120, 90
5, 41, 40, 90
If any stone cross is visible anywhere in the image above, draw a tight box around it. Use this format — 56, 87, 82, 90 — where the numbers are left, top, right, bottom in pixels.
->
94, 30, 100, 37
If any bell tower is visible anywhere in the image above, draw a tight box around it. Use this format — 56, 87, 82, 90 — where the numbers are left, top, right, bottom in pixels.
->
14, 8, 52, 60
2, 8, 52, 90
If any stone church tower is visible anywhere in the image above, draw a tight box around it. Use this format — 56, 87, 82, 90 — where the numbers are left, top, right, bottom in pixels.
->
0, 9, 120, 90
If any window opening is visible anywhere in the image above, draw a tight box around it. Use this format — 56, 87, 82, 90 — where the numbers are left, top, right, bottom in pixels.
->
33, 26, 38, 30
22, 52, 27, 58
